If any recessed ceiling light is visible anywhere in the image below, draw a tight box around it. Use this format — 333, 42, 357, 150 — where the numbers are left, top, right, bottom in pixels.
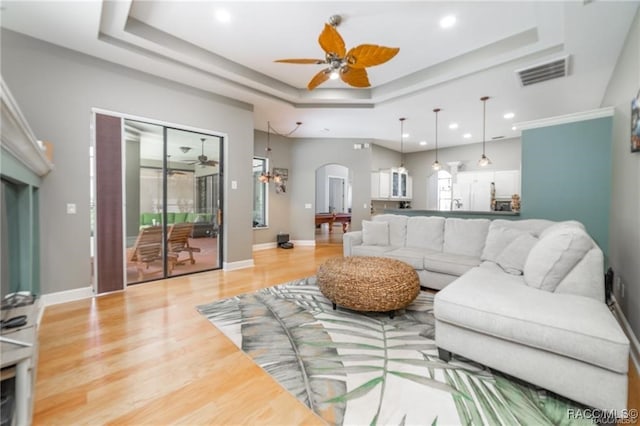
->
440, 15, 457, 29
503, 112, 515, 119
512, 126, 517, 131
463, 133, 472, 139
419, 141, 428, 146
402, 133, 410, 138
449, 123, 458, 130
215, 9, 231, 23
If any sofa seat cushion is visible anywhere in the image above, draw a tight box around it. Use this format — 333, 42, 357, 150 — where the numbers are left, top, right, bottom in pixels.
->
386, 248, 438, 270
434, 267, 629, 373
352, 245, 395, 257
423, 252, 480, 276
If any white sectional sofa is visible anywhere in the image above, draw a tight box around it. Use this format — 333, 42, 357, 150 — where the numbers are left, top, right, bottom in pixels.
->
343, 214, 630, 412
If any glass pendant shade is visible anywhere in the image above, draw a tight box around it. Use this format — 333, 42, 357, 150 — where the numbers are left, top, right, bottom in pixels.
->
478, 154, 491, 167
478, 96, 491, 167
432, 108, 441, 170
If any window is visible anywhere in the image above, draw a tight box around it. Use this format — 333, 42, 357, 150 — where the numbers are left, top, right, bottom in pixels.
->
253, 157, 268, 228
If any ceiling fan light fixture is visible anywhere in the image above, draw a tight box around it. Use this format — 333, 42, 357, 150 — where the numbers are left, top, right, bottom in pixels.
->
478, 96, 492, 167
274, 15, 399, 90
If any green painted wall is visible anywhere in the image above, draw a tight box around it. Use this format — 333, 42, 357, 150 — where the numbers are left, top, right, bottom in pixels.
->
1, 147, 42, 295
520, 116, 613, 255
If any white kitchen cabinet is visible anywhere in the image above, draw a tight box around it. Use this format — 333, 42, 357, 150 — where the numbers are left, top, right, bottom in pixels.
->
371, 168, 411, 200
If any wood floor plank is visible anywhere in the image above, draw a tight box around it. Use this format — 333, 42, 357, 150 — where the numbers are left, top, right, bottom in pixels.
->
32, 244, 640, 424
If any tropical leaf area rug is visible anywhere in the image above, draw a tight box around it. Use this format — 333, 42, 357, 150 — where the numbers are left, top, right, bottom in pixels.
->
197, 277, 594, 426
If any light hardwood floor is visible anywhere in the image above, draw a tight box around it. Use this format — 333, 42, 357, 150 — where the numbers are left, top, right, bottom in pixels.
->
34, 244, 639, 424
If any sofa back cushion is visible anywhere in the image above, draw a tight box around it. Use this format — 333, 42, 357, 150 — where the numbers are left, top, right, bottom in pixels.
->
373, 214, 408, 247
362, 220, 390, 246
405, 216, 445, 251
489, 219, 555, 238
481, 224, 529, 263
443, 218, 490, 257
524, 227, 594, 292
495, 233, 538, 275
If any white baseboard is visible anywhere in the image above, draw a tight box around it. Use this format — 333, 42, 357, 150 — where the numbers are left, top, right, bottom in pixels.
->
291, 240, 316, 247
253, 242, 278, 251
611, 295, 640, 373
223, 259, 255, 271
40, 286, 94, 307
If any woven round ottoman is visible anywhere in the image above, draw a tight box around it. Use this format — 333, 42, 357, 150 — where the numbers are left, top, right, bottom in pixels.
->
317, 256, 420, 317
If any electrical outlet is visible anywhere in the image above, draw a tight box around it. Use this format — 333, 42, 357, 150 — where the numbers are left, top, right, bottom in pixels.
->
620, 280, 625, 299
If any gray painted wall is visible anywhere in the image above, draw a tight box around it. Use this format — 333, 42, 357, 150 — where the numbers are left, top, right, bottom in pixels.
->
601, 9, 640, 341
253, 130, 293, 245
403, 138, 521, 209
1, 30, 254, 294
371, 144, 401, 171
289, 138, 373, 239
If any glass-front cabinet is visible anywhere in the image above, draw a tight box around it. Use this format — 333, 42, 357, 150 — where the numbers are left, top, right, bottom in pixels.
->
371, 168, 412, 200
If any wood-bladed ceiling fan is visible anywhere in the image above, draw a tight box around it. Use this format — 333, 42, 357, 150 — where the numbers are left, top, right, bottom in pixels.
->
275, 15, 400, 90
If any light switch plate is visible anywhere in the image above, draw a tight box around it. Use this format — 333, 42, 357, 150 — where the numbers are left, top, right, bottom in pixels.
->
231, 180, 238, 189
304, 203, 312, 209
66, 203, 77, 214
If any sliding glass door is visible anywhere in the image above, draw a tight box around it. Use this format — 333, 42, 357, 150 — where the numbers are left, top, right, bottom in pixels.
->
124, 120, 222, 285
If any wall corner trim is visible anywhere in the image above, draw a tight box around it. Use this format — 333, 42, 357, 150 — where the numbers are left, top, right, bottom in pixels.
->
514, 106, 615, 131
611, 295, 640, 373
40, 286, 95, 307
223, 259, 255, 271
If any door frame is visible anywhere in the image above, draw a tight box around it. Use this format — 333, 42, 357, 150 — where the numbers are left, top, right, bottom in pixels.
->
91, 108, 226, 294
327, 175, 346, 213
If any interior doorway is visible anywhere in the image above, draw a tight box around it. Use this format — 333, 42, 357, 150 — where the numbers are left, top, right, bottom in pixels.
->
315, 164, 352, 245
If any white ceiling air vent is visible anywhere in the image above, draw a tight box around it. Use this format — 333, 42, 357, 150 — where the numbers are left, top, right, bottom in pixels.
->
515, 55, 570, 87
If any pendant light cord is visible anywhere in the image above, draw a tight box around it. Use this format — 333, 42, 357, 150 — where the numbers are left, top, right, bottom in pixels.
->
399, 117, 406, 167
481, 96, 489, 155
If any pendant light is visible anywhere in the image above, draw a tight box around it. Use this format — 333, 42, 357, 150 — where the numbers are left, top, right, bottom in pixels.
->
398, 117, 407, 173
258, 121, 273, 183
432, 108, 442, 171
478, 96, 492, 167
257, 121, 303, 183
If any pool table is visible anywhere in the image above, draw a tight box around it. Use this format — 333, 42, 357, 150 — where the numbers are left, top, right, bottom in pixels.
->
315, 212, 351, 233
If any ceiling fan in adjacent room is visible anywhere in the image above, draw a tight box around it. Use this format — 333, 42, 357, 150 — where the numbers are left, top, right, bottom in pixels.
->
184, 138, 218, 167
275, 15, 400, 90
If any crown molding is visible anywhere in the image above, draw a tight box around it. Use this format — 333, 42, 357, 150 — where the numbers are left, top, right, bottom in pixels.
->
1, 76, 54, 177
514, 106, 615, 131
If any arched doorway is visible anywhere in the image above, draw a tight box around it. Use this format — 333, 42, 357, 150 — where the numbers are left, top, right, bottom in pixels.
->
315, 164, 352, 244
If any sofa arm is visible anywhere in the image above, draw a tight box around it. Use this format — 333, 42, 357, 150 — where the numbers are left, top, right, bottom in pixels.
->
343, 231, 363, 256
